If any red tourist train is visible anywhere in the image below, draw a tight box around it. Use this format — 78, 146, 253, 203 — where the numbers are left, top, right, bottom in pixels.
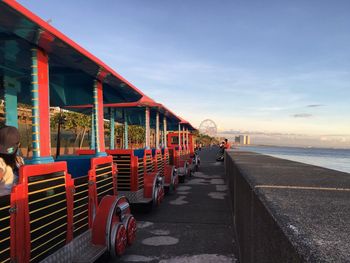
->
0, 1, 198, 263
166, 116, 200, 182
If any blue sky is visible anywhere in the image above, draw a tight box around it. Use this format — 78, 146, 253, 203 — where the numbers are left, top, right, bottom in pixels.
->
17, 0, 350, 146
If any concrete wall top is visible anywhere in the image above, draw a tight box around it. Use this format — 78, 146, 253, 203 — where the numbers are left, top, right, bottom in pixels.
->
227, 151, 350, 262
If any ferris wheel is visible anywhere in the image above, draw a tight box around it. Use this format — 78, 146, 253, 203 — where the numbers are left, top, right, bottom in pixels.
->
199, 119, 217, 137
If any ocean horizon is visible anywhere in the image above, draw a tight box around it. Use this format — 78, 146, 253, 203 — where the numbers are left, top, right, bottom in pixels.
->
238, 145, 350, 174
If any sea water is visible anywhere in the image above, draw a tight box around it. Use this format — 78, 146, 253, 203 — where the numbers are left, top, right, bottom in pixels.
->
238, 145, 350, 174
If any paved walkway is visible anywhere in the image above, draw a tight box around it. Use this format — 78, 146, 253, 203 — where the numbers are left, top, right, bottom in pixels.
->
110, 147, 237, 263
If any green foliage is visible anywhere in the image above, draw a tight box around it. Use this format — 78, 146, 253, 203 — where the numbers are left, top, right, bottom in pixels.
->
51, 110, 147, 147
51, 111, 91, 132
51, 110, 91, 148
128, 125, 145, 144
195, 132, 218, 146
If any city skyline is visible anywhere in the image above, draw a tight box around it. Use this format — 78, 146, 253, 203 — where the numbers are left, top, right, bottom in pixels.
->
17, 0, 350, 147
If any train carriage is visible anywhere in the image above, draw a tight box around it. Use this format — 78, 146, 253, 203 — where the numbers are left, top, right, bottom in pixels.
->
166, 118, 199, 181
0, 1, 147, 261
103, 98, 174, 205
70, 97, 171, 206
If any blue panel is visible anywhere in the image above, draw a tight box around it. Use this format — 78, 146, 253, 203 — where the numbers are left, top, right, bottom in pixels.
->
56, 155, 93, 178
133, 149, 145, 158
151, 148, 156, 156
161, 148, 165, 154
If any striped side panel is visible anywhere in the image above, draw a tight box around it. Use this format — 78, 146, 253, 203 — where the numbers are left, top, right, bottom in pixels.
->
27, 171, 67, 263
145, 155, 153, 173
0, 194, 11, 263
165, 152, 170, 165
168, 149, 174, 165
157, 154, 163, 177
95, 163, 114, 203
73, 175, 89, 237
112, 155, 131, 191
138, 158, 144, 190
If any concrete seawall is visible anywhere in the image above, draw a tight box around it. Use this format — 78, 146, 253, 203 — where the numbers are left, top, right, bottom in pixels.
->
225, 151, 350, 263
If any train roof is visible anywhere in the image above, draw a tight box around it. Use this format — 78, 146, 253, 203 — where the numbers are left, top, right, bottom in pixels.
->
0, 0, 144, 106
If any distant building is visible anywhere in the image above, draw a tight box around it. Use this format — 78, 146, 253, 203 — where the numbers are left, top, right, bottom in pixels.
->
246, 136, 250, 145
235, 136, 240, 144
235, 135, 250, 145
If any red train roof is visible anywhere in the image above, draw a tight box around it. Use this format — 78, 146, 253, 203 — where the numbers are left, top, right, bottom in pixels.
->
0, 0, 145, 105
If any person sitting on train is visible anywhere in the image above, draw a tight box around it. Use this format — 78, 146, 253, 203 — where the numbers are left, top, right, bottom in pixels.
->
0, 126, 24, 195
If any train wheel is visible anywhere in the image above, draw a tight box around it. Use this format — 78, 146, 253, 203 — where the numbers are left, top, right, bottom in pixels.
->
124, 215, 137, 245
157, 186, 164, 205
152, 184, 159, 207
169, 167, 176, 193
110, 223, 127, 257
172, 173, 178, 191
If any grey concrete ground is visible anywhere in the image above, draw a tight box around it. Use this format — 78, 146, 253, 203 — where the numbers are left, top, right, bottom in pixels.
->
109, 148, 237, 263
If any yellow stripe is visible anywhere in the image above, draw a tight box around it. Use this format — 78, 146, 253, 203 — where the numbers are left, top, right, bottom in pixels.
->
73, 208, 88, 219
31, 223, 66, 244
74, 202, 88, 211
73, 194, 88, 204
96, 181, 113, 191
0, 246, 10, 254
28, 176, 64, 186
0, 226, 10, 232
30, 199, 66, 215
73, 222, 89, 233
75, 182, 88, 189
96, 173, 112, 182
96, 165, 112, 172
97, 187, 113, 197
0, 205, 10, 211
0, 236, 10, 243
0, 215, 10, 221
30, 206, 66, 224
29, 191, 65, 206
31, 214, 66, 234
73, 215, 88, 225
28, 183, 65, 195
74, 188, 89, 196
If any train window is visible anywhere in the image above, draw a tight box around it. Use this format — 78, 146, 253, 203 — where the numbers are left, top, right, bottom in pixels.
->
171, 136, 179, 145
